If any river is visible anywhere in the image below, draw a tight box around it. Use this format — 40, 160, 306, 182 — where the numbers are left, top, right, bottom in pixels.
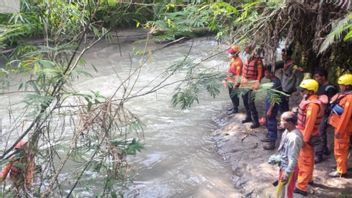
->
0, 30, 239, 197
79, 31, 239, 197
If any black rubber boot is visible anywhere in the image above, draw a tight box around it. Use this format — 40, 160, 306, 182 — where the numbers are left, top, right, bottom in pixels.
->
250, 122, 260, 129
263, 142, 275, 150
293, 188, 308, 196
314, 154, 324, 164
242, 117, 252, 123
227, 108, 238, 115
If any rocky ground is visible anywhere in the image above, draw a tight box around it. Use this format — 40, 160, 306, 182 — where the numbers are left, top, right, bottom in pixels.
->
211, 92, 352, 198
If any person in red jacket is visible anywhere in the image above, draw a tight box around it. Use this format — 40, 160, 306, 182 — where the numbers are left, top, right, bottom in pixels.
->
328, 74, 352, 177
0, 140, 34, 194
294, 79, 324, 196
224, 45, 243, 115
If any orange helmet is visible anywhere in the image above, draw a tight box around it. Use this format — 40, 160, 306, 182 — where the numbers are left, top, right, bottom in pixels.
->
227, 45, 240, 54
15, 140, 27, 149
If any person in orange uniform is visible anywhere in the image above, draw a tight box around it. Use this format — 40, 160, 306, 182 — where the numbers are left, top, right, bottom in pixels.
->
0, 140, 34, 193
294, 79, 324, 196
241, 46, 263, 128
328, 74, 352, 177
225, 45, 243, 115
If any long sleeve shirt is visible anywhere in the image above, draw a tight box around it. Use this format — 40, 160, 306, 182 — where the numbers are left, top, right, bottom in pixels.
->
278, 129, 303, 174
276, 60, 303, 94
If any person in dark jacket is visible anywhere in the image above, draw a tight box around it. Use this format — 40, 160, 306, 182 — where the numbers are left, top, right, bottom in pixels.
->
262, 66, 283, 150
313, 68, 337, 163
276, 48, 303, 112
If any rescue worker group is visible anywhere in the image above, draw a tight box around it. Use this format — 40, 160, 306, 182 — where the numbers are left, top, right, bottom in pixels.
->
224, 44, 352, 197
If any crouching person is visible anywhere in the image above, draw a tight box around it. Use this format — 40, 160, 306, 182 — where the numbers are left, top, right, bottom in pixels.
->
0, 140, 34, 195
268, 112, 303, 198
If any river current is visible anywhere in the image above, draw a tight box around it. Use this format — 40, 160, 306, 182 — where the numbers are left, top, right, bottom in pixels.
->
0, 30, 239, 197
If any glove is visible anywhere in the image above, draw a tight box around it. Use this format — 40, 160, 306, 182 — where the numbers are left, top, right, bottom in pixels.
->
268, 154, 282, 165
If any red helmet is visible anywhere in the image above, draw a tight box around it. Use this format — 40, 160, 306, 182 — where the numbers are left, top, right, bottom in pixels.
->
227, 45, 240, 54
15, 140, 27, 149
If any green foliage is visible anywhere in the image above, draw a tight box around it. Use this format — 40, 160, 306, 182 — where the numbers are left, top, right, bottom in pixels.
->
207, 2, 238, 40
96, 1, 154, 28
256, 82, 289, 105
145, 1, 240, 41
146, 4, 210, 41
172, 84, 200, 109
0, 0, 97, 49
172, 71, 224, 109
144, 0, 283, 41
124, 138, 144, 155
319, 12, 352, 54
0, 0, 43, 47
0, 0, 149, 197
0, 24, 34, 47
337, 192, 352, 198
80, 91, 106, 111
267, 89, 282, 105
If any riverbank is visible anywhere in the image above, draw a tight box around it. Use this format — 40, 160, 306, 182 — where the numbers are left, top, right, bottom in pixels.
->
212, 95, 352, 198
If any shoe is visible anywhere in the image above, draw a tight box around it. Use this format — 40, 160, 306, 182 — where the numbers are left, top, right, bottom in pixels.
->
242, 118, 252, 123
261, 137, 272, 142
250, 122, 260, 129
293, 188, 308, 196
328, 171, 347, 178
263, 142, 275, 150
323, 147, 331, 156
315, 155, 324, 164
272, 180, 278, 187
227, 108, 239, 115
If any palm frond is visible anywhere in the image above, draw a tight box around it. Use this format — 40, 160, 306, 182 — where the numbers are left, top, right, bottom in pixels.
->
319, 12, 352, 54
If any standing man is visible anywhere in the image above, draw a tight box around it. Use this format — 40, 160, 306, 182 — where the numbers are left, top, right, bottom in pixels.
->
262, 66, 282, 150
276, 48, 303, 112
268, 111, 303, 198
313, 68, 337, 163
294, 79, 324, 196
240, 46, 263, 129
224, 45, 243, 115
328, 74, 352, 177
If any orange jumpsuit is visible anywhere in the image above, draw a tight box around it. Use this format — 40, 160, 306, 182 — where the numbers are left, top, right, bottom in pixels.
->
329, 93, 352, 174
296, 95, 322, 192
